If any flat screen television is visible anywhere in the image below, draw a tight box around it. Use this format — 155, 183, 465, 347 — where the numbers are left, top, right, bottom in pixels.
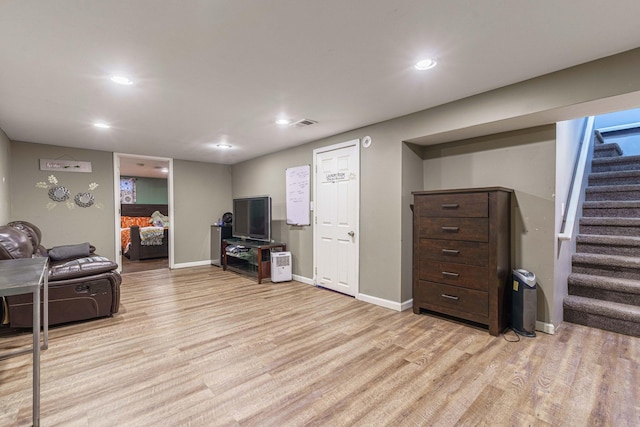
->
232, 196, 272, 241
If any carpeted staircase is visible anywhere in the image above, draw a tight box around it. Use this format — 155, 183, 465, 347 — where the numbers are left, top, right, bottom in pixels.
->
563, 130, 640, 337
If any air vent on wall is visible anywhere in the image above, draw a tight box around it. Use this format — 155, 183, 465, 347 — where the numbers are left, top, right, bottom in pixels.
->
290, 118, 317, 127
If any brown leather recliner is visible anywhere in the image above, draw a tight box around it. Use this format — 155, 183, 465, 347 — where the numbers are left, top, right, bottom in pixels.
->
0, 221, 122, 327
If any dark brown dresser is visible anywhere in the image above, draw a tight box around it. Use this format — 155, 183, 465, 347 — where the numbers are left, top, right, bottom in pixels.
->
412, 187, 512, 335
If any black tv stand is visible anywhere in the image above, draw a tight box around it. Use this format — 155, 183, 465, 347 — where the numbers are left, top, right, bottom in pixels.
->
222, 238, 286, 283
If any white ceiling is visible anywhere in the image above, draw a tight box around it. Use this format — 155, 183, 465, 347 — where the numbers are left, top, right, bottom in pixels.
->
2, 1, 640, 166
119, 156, 169, 179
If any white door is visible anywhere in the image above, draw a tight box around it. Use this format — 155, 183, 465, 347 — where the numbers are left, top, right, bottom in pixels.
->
313, 139, 359, 296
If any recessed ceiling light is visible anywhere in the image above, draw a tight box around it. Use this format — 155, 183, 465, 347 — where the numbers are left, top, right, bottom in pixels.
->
110, 75, 133, 85
414, 58, 437, 70
160, 167, 169, 173
216, 143, 232, 149
93, 122, 111, 129
275, 118, 291, 125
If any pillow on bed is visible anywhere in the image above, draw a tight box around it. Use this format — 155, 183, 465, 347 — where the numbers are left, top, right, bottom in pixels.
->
150, 210, 170, 227
121, 216, 152, 228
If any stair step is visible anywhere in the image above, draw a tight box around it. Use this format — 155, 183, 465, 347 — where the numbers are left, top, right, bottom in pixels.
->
582, 200, 640, 217
584, 184, 640, 201
572, 253, 640, 280
591, 155, 640, 173
576, 234, 640, 256
579, 217, 640, 237
589, 170, 640, 186
568, 273, 640, 305
563, 295, 640, 337
593, 143, 623, 158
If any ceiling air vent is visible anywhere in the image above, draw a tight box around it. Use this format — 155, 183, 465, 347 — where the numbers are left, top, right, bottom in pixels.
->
290, 118, 317, 127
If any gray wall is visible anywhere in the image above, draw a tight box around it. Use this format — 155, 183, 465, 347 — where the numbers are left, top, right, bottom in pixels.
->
173, 159, 232, 264
232, 125, 404, 302
0, 128, 10, 224
231, 140, 321, 280
422, 126, 557, 324
122, 176, 168, 204
8, 142, 232, 264
401, 49, 640, 147
3, 48, 640, 326
401, 143, 423, 302
10, 140, 116, 256
230, 48, 640, 315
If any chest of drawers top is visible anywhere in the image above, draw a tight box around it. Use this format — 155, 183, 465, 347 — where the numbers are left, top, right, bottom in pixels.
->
413, 187, 512, 201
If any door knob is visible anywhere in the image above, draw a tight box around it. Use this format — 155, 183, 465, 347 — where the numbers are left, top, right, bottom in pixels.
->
348, 231, 355, 237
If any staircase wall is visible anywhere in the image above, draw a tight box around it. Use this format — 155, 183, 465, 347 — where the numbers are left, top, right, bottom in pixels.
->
553, 118, 592, 329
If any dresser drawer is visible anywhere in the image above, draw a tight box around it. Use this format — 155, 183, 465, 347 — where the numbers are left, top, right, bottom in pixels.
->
416, 281, 488, 318
416, 192, 488, 218
419, 260, 488, 290
418, 217, 488, 242
419, 239, 488, 266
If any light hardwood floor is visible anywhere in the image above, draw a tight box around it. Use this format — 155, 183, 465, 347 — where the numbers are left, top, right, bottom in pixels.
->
1, 266, 639, 426
121, 256, 169, 274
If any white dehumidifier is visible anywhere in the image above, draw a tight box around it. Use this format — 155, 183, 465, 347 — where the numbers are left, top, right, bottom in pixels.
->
271, 251, 292, 282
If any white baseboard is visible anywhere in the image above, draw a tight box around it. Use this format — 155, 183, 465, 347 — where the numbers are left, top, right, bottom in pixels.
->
536, 321, 555, 335
293, 274, 314, 285
357, 293, 407, 312
400, 299, 413, 311
173, 260, 213, 269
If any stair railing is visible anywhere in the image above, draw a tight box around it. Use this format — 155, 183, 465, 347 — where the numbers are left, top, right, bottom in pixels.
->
558, 116, 596, 241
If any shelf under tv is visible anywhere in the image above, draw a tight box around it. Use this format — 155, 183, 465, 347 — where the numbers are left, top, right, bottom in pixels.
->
222, 238, 286, 284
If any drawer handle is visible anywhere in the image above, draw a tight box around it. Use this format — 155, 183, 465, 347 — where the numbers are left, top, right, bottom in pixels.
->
441, 294, 460, 301
442, 271, 460, 277
441, 226, 459, 232
441, 203, 459, 209
441, 249, 460, 254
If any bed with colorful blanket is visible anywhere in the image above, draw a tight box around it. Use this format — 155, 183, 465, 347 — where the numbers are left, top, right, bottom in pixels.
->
120, 203, 169, 261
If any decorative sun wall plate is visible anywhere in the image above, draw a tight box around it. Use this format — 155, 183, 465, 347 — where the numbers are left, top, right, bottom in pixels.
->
48, 186, 70, 202
37, 174, 101, 209
74, 192, 95, 208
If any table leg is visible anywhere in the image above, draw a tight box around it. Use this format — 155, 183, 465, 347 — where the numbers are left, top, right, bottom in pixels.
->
43, 269, 48, 350
33, 284, 41, 427
257, 247, 262, 284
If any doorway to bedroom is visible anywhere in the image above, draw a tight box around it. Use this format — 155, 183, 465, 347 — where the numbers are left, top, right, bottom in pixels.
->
114, 153, 173, 274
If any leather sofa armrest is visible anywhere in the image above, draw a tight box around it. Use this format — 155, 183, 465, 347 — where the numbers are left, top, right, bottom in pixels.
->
47, 270, 122, 314
49, 256, 118, 281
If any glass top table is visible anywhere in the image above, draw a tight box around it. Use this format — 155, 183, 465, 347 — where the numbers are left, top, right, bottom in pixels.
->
0, 257, 47, 294
0, 257, 49, 427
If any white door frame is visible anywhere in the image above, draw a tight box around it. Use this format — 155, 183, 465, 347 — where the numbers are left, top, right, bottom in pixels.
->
312, 138, 360, 297
113, 153, 175, 272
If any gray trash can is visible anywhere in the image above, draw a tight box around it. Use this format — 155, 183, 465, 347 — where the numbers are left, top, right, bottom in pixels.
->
512, 269, 536, 337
